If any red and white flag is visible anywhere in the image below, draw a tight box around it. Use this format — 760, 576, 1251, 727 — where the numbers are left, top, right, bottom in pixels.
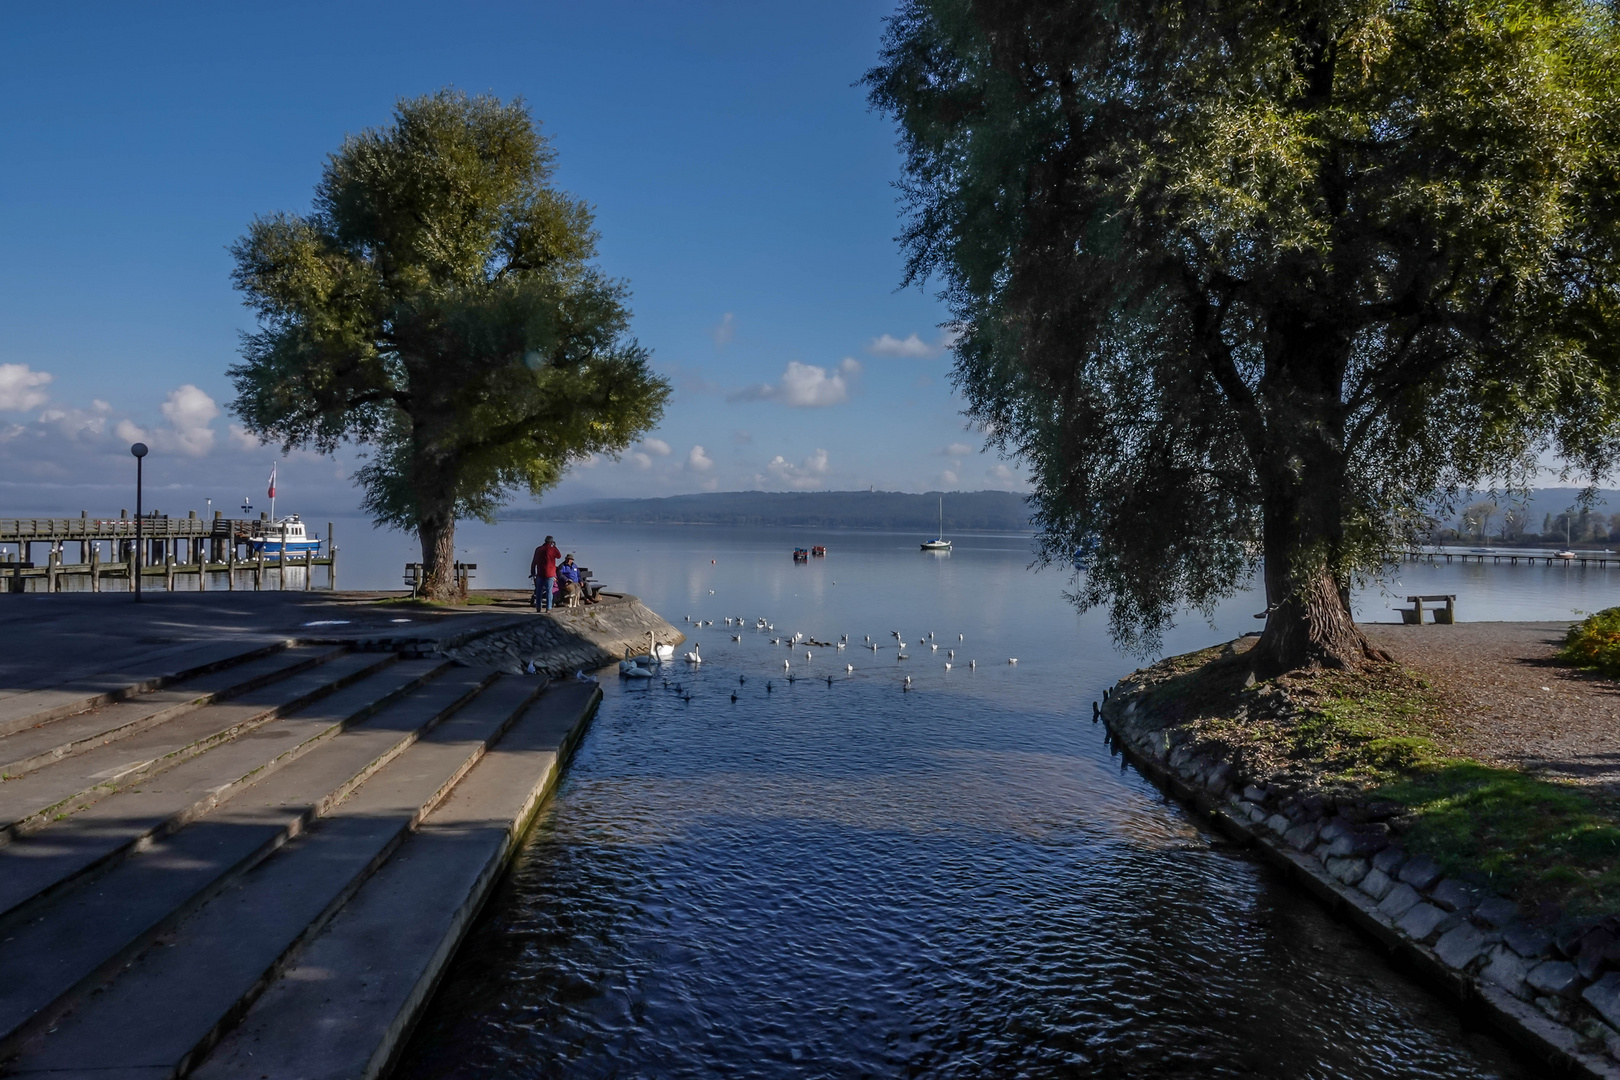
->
267, 463, 277, 500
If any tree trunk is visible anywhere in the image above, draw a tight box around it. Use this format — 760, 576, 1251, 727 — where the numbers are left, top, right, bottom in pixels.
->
1250, 482, 1387, 674
417, 505, 460, 602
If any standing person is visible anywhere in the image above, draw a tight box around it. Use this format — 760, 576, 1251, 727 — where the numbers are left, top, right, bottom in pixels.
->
529, 535, 561, 611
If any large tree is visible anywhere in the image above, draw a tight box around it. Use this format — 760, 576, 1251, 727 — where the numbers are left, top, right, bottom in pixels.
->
868, 0, 1620, 671
230, 90, 669, 599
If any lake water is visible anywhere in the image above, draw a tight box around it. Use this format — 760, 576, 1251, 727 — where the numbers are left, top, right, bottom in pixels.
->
360, 519, 1616, 1078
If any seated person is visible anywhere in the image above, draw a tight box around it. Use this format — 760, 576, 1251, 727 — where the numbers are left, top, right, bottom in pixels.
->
557, 554, 583, 607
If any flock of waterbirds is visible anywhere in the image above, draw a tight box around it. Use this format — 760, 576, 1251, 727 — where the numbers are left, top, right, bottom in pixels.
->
617, 614, 1019, 704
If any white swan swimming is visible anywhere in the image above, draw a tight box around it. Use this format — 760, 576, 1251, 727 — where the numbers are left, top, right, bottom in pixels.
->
684, 644, 703, 664
653, 643, 675, 663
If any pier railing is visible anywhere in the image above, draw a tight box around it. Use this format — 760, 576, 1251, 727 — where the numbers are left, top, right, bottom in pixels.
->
0, 513, 338, 594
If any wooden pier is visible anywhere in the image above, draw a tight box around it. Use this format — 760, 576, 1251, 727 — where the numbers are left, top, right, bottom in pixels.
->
1396, 549, 1620, 568
0, 512, 337, 592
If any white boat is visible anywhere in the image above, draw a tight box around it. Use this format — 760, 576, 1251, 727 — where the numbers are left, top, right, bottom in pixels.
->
921, 496, 952, 551
248, 516, 321, 558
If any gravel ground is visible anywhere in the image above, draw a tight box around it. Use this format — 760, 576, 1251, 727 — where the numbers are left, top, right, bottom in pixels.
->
1362, 620, 1620, 790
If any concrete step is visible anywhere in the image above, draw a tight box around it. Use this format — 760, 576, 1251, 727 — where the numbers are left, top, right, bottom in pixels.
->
195, 681, 601, 1080
0, 645, 350, 781
0, 637, 294, 736
0, 666, 512, 1061
0, 650, 394, 845
0, 673, 553, 1075
0, 658, 455, 931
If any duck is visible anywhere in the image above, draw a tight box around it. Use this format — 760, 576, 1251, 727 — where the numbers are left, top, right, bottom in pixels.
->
948, 650, 954, 659
730, 692, 738, 702
958, 634, 964, 642
684, 644, 703, 664
969, 660, 977, 669
825, 675, 834, 686
739, 674, 747, 684
930, 644, 938, 652
896, 652, 909, 661
871, 643, 879, 652
805, 651, 812, 662
766, 681, 774, 693
732, 634, 742, 642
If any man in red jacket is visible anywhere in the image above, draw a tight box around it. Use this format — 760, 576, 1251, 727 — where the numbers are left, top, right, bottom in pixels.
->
529, 535, 561, 611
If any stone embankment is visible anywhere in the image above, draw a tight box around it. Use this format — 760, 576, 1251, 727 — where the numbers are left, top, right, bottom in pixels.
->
442, 592, 684, 676
1103, 668, 1620, 1080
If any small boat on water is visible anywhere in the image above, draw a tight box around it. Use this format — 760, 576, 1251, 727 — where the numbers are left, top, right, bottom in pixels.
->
921, 496, 951, 551
247, 515, 321, 558
811, 545, 827, 557
793, 548, 809, 562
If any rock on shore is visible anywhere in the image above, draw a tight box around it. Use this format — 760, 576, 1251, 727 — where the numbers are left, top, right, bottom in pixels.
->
442, 593, 684, 676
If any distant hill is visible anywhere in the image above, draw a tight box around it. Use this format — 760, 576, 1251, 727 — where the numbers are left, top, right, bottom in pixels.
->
509, 490, 1032, 532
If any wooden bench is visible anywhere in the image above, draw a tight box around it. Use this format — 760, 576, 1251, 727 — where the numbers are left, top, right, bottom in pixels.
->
1399, 594, 1456, 625
403, 562, 476, 596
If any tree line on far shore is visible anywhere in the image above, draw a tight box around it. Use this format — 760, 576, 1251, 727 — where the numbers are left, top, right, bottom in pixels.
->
1430, 502, 1620, 547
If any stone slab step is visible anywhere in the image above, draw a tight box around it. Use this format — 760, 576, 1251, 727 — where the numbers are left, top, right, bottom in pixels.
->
0, 651, 392, 845
0, 646, 350, 781
1, 674, 552, 1075
0, 658, 454, 931
195, 681, 601, 1080
0, 666, 508, 1060
0, 638, 294, 736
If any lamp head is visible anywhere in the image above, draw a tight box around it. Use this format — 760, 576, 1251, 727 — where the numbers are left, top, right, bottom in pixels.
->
130, 442, 149, 459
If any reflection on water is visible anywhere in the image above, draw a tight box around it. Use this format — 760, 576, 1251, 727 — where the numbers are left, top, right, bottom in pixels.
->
392, 522, 1545, 1078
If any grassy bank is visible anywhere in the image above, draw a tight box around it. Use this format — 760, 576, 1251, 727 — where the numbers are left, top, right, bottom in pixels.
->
1134, 639, 1620, 919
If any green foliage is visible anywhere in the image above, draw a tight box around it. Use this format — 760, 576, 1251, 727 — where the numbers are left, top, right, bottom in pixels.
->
229, 90, 669, 575
1559, 606, 1620, 675
867, 1, 1620, 656
1375, 764, 1620, 915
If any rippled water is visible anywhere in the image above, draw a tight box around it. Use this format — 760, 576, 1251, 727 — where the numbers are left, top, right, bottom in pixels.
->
392, 524, 1558, 1078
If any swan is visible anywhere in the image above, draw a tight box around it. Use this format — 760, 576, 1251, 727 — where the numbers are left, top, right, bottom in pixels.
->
653, 643, 675, 663
684, 644, 703, 664
621, 665, 655, 679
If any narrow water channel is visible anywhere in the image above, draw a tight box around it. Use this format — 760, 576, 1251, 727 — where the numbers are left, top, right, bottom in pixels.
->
393, 524, 1574, 1078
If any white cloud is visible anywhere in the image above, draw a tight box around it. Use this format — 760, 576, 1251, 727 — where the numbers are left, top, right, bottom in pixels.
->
764, 448, 830, 489
942, 470, 958, 485
631, 452, 653, 469
867, 333, 932, 359
688, 444, 714, 472
229, 425, 262, 451
868, 328, 964, 359
158, 384, 219, 456
640, 437, 672, 456
0, 364, 52, 412
711, 313, 735, 349
987, 463, 1019, 483
939, 442, 975, 457
729, 359, 860, 408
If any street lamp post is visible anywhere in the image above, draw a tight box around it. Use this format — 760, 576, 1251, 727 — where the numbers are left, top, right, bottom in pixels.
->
131, 443, 148, 602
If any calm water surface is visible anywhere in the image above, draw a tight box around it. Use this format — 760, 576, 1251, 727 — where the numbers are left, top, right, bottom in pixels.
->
375, 521, 1613, 1078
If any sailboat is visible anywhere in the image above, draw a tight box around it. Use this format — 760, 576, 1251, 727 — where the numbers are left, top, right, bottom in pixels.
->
921, 496, 952, 551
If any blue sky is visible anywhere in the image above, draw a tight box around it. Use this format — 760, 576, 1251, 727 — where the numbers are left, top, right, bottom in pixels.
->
0, 1, 1021, 516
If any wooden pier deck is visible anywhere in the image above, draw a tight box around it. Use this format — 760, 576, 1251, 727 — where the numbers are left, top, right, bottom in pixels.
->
1397, 549, 1620, 568
0, 591, 677, 1078
0, 514, 337, 592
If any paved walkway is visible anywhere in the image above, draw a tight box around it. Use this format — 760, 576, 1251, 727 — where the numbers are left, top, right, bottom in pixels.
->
0, 592, 522, 698
1363, 621, 1620, 790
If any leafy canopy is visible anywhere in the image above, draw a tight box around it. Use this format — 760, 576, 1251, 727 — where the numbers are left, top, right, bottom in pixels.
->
868, 0, 1620, 653
230, 90, 669, 531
